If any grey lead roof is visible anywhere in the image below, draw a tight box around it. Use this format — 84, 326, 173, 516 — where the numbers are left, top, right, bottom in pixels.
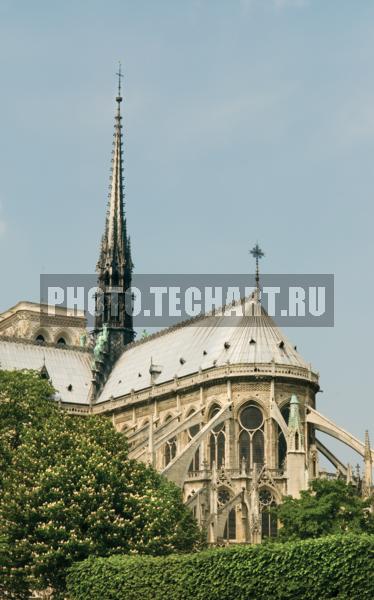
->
97, 300, 312, 404
0, 340, 92, 405
0, 300, 313, 407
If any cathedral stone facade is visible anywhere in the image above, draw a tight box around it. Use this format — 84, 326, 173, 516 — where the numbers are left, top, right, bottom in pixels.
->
0, 76, 372, 544
0, 301, 86, 347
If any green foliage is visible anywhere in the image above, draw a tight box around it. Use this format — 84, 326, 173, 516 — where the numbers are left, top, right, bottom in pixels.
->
0, 370, 56, 490
0, 370, 200, 599
275, 478, 374, 540
67, 534, 374, 600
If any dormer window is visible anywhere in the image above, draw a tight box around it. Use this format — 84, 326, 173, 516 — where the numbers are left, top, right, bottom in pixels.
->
57, 337, 66, 346
35, 335, 45, 344
40, 365, 49, 380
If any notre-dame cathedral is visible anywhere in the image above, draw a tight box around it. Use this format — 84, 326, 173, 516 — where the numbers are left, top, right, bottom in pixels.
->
0, 76, 372, 544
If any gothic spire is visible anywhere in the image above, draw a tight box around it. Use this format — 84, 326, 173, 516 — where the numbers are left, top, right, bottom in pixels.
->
97, 63, 132, 274
94, 65, 134, 364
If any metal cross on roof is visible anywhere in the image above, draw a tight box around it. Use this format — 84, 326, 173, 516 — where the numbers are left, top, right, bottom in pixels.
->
116, 61, 124, 99
250, 242, 265, 290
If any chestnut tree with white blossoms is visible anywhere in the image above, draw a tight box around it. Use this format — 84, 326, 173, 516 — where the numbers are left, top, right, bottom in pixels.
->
0, 370, 200, 599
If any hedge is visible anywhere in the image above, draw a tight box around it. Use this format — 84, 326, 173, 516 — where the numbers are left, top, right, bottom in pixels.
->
67, 534, 374, 600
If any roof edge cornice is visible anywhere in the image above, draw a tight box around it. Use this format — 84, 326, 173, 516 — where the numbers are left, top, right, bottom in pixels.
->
0, 335, 92, 353
94, 361, 320, 412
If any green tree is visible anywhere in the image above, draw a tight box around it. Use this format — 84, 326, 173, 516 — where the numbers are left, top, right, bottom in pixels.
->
0, 370, 200, 599
0, 370, 56, 490
276, 478, 374, 541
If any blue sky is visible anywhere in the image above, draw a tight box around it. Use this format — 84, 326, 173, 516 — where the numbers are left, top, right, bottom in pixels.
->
0, 0, 373, 463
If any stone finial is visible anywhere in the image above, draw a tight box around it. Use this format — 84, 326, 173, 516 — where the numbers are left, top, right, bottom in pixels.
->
363, 430, 373, 498
287, 394, 304, 452
346, 463, 353, 485
364, 430, 372, 463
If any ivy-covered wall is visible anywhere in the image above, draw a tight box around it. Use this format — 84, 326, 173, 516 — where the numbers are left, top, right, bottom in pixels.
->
67, 534, 374, 600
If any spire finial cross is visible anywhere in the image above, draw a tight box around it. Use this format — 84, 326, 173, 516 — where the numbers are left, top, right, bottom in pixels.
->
250, 242, 265, 290
116, 61, 124, 101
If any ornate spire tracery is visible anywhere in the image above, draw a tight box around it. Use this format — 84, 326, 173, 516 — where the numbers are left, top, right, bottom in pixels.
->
95, 65, 134, 364
97, 63, 131, 275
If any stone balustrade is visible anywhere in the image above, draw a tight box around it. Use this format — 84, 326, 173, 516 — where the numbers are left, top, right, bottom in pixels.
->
91, 362, 319, 415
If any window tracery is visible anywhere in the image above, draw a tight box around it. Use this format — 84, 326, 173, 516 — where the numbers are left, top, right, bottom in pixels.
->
238, 403, 264, 469
223, 508, 236, 541
208, 404, 225, 468
259, 488, 277, 539
164, 415, 177, 466
278, 402, 290, 468
187, 410, 200, 472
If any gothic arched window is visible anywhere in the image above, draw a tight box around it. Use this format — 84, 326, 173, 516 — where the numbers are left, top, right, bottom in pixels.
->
187, 410, 200, 473
218, 487, 236, 541
238, 403, 264, 470
253, 429, 265, 464
259, 488, 277, 539
35, 334, 45, 343
164, 415, 177, 467
278, 402, 290, 469
208, 404, 225, 468
223, 509, 236, 541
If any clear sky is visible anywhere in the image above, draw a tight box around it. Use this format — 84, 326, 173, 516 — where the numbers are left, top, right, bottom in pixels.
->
0, 0, 373, 465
